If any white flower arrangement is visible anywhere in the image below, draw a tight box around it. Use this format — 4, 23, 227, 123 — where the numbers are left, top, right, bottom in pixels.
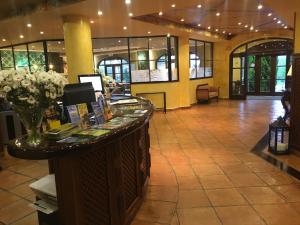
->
102, 75, 116, 87
0, 69, 68, 109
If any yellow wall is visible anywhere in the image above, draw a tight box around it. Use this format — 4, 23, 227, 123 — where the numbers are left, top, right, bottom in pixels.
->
213, 29, 293, 98
295, 12, 300, 53
63, 16, 94, 83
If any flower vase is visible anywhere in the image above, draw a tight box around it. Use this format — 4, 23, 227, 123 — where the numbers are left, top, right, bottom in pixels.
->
15, 106, 44, 147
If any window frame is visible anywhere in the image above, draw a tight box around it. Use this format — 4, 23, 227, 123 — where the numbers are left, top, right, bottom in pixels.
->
189, 39, 214, 80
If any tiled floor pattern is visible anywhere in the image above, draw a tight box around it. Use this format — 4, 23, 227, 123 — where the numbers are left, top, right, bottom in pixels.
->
1, 100, 300, 225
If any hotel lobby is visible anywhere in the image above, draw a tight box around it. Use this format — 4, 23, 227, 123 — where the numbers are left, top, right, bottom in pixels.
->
0, 0, 300, 225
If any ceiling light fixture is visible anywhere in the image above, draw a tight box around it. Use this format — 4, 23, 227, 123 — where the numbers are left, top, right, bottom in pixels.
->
197, 24, 201, 27
215, 28, 219, 32
2, 38, 6, 42
277, 20, 282, 24
284, 26, 288, 29
197, 4, 202, 8
268, 13, 272, 16
180, 18, 185, 22
250, 26, 254, 30
98, 10, 103, 16
281, 23, 285, 27
222, 31, 226, 34
27, 23, 32, 28
238, 22, 242, 25
257, 4, 263, 10
216, 12, 221, 16
273, 17, 277, 20
125, 0, 131, 4
244, 24, 249, 28
255, 29, 259, 32
229, 32, 232, 35
171, 4, 176, 8
123, 26, 127, 30
167, 33, 171, 37
129, 13, 133, 17
118, 40, 121, 43
90, 20, 94, 24
208, 26, 211, 30
19, 35, 24, 39
40, 31, 44, 35
148, 31, 151, 34
159, 11, 163, 16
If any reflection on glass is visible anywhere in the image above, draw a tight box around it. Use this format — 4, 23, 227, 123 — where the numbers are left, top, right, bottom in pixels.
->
0, 47, 14, 69
14, 45, 29, 70
28, 42, 46, 73
46, 41, 67, 74
260, 56, 271, 92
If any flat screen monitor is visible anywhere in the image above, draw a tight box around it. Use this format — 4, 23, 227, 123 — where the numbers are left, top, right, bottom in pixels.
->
62, 83, 96, 112
78, 74, 104, 93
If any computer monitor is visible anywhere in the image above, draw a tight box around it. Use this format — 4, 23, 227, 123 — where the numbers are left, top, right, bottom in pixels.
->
62, 83, 96, 112
78, 74, 104, 93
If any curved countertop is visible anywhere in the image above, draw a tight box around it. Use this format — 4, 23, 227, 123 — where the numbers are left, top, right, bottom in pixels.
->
7, 97, 154, 160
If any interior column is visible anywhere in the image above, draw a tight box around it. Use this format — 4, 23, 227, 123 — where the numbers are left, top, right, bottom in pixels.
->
291, 12, 300, 150
63, 15, 94, 84
178, 36, 191, 107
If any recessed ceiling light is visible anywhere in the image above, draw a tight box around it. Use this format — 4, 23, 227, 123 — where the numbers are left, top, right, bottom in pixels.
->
250, 26, 254, 30
197, 24, 201, 27
129, 13, 133, 17
123, 26, 127, 30
149, 38, 152, 41
215, 28, 219, 32
2, 38, 6, 42
40, 31, 44, 35
98, 10, 103, 16
27, 23, 32, 28
284, 26, 288, 29
277, 20, 282, 24
216, 12, 221, 16
222, 30, 226, 34
238, 22, 242, 25
197, 4, 202, 8
208, 26, 211, 30
159, 11, 163, 16
171, 4, 176, 8
273, 17, 277, 20
244, 24, 249, 28
255, 29, 259, 32
19, 35, 24, 39
180, 18, 185, 22
118, 40, 121, 43
148, 31, 151, 34
229, 32, 232, 35
167, 33, 171, 37
125, 0, 131, 4
257, 4, 263, 10
58, 41, 61, 44
281, 23, 285, 27
90, 20, 94, 24
268, 13, 272, 16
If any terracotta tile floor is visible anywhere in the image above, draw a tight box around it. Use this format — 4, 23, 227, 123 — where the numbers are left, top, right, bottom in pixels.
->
1, 99, 300, 225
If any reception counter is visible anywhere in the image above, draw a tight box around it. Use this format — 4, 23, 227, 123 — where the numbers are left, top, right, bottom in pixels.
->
7, 97, 154, 225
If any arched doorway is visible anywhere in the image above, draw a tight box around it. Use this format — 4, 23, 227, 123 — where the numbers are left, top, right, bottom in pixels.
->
230, 38, 293, 99
97, 57, 130, 83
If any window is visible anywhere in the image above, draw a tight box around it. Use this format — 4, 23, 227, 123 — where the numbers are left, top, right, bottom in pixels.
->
93, 36, 179, 84
28, 42, 46, 73
46, 41, 67, 74
189, 39, 213, 79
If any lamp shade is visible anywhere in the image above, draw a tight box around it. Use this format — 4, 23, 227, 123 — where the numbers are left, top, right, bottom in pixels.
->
287, 65, 292, 77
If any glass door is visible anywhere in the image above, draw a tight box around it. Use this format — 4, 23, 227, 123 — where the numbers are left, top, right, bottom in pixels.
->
259, 56, 272, 94
275, 55, 287, 92
247, 55, 256, 94
231, 55, 246, 99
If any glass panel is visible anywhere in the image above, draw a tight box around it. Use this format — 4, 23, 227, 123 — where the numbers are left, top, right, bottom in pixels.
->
248, 55, 256, 67
277, 55, 287, 66
233, 69, 241, 82
260, 56, 271, 92
189, 40, 196, 59
171, 37, 178, 81
248, 68, 255, 92
106, 66, 113, 74
276, 67, 286, 79
205, 42, 212, 61
205, 61, 212, 77
149, 37, 167, 60
275, 80, 286, 92
233, 45, 246, 54
46, 41, 67, 74
190, 60, 197, 79
14, 45, 29, 70
28, 42, 46, 72
197, 41, 205, 60
233, 57, 241, 68
0, 48, 14, 69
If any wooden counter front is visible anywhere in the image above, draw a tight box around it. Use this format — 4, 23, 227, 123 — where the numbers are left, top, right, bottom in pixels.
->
7, 98, 153, 225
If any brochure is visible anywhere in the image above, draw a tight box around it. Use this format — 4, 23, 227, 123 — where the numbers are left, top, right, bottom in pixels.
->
66, 105, 81, 124
91, 102, 105, 125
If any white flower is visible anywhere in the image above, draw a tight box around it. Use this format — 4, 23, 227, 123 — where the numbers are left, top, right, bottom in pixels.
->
21, 80, 31, 87
3, 86, 11, 93
45, 91, 50, 98
49, 92, 56, 99
27, 95, 36, 105
18, 96, 28, 101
